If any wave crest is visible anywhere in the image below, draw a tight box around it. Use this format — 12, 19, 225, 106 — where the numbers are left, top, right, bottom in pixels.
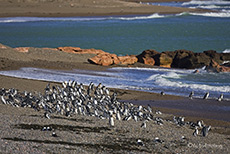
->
223, 49, 230, 53
182, 0, 230, 6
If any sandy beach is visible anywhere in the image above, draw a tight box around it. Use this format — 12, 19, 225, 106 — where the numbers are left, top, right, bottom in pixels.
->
0, 0, 208, 17
0, 43, 230, 153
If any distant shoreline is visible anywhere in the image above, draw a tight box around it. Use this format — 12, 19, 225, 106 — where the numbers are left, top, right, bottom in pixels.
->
0, 0, 207, 18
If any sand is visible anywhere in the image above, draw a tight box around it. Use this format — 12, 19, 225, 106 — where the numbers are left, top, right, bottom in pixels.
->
0, 0, 208, 17
0, 102, 230, 154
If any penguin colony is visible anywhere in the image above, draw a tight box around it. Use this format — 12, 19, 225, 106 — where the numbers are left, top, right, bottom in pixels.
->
0, 80, 212, 145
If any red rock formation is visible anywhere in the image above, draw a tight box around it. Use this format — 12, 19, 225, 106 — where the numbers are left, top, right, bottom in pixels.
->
142, 57, 155, 66
136, 49, 159, 65
57, 47, 106, 54
88, 54, 138, 66
57, 47, 82, 53
0, 43, 7, 49
42, 48, 58, 51
14, 47, 30, 53
118, 55, 138, 65
88, 53, 115, 66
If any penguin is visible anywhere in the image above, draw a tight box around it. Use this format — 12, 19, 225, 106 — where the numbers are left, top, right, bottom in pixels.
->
203, 92, 209, 99
217, 94, 224, 101
189, 91, 194, 100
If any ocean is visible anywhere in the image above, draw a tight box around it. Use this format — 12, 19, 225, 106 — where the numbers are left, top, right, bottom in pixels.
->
0, 0, 229, 99
0, 67, 229, 99
0, 0, 230, 55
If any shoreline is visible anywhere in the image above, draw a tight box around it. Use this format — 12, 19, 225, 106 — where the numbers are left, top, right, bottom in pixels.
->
0, 0, 208, 18
1, 47, 230, 153
1, 74, 230, 123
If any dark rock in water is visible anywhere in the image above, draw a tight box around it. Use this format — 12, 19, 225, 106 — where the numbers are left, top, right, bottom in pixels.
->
203, 50, 222, 63
136, 49, 159, 66
168, 49, 229, 69
205, 59, 230, 73
220, 52, 230, 61
171, 50, 199, 69
155, 53, 173, 68
137, 49, 230, 69
222, 62, 230, 67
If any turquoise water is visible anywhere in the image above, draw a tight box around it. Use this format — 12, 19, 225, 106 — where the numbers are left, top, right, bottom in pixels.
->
0, 14, 229, 55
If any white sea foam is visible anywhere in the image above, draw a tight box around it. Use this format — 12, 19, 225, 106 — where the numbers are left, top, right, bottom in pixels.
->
182, 0, 230, 6
113, 13, 166, 20
190, 11, 230, 17
223, 49, 230, 53
147, 72, 180, 81
154, 74, 230, 93
0, 17, 107, 23
194, 5, 230, 9
0, 67, 229, 98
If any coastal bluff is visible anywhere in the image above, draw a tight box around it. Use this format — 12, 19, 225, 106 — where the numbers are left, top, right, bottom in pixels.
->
0, 43, 230, 72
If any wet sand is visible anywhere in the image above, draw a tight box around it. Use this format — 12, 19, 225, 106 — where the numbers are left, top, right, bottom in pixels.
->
0, 0, 208, 17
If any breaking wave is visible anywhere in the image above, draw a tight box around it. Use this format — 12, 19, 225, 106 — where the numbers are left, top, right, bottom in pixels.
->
223, 49, 230, 53
190, 11, 230, 18
0, 11, 229, 24
1, 67, 229, 99
182, 0, 230, 6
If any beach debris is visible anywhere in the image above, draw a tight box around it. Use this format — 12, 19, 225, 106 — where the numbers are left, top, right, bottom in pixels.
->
137, 139, 144, 146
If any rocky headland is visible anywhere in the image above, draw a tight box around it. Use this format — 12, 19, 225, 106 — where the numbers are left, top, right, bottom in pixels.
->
1, 43, 229, 73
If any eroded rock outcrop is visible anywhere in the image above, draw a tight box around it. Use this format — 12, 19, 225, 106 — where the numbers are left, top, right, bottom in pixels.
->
136, 49, 159, 66
14, 47, 31, 53
155, 53, 173, 68
137, 49, 230, 69
88, 54, 138, 66
57, 47, 106, 54
118, 55, 138, 65
2, 42, 230, 69
88, 53, 119, 66
0, 43, 8, 49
